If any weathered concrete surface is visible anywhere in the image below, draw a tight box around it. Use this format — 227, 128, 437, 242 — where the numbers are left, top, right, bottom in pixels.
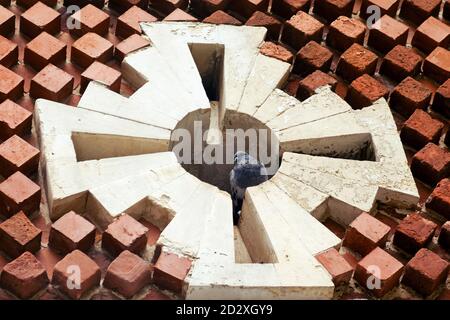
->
79, 82, 178, 130
268, 89, 418, 226
186, 189, 335, 300
34, 99, 172, 221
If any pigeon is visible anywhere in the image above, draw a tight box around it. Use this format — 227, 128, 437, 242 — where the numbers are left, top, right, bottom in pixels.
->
229, 151, 268, 225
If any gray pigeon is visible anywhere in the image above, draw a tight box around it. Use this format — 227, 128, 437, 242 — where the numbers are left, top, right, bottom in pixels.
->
230, 151, 268, 225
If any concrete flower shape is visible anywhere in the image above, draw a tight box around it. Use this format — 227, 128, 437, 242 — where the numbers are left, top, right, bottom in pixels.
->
34, 22, 419, 299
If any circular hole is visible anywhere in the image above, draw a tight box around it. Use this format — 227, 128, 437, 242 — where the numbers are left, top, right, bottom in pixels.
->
170, 108, 280, 194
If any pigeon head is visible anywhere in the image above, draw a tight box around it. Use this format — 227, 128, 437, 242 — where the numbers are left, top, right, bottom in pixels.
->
234, 151, 247, 163
233, 151, 258, 166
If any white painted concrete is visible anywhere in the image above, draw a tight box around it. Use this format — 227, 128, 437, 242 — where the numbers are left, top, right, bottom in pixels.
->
34, 99, 173, 220
33, 22, 420, 299
253, 89, 303, 124
186, 189, 335, 299
238, 53, 290, 116
79, 82, 178, 130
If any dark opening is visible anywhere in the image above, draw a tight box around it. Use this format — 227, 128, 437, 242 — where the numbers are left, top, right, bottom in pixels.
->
188, 43, 224, 101
288, 134, 376, 162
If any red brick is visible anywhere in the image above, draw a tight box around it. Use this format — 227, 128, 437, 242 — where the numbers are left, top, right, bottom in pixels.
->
259, 41, 293, 64
0, 171, 41, 217
151, 0, 188, 15
24, 32, 66, 71
411, 143, 450, 186
283, 74, 301, 96
271, 0, 311, 20
360, 0, 399, 19
393, 213, 437, 254
367, 15, 408, 54
402, 248, 448, 296
71, 32, 114, 68
0, 6, 15, 37
423, 47, 450, 84
0, 135, 39, 178
108, 0, 149, 14
103, 250, 151, 298
379, 45, 423, 82
0, 65, 24, 103
0, 35, 18, 68
390, 77, 432, 118
52, 250, 101, 299
163, 8, 198, 21
412, 17, 450, 54
139, 219, 161, 246
49, 211, 96, 255
69, 4, 110, 37
191, 0, 231, 17
354, 247, 403, 297
426, 179, 450, 220
102, 214, 148, 257
63, 0, 105, 9
343, 213, 391, 256
0, 100, 32, 141
245, 11, 281, 41
0, 211, 41, 259
293, 40, 333, 76
400, 0, 441, 25
0, 252, 7, 270
0, 252, 48, 299
115, 34, 150, 61
203, 10, 242, 25
116, 5, 157, 39
336, 43, 378, 82
432, 79, 450, 118
20, 2, 61, 39
438, 221, 450, 250
377, 213, 399, 236
30, 64, 74, 102
16, 0, 57, 8
296, 70, 337, 100
346, 74, 389, 109
326, 16, 366, 52
153, 251, 191, 294
315, 248, 353, 285
80, 61, 122, 93
400, 110, 444, 150
281, 11, 324, 51
313, 0, 354, 22
230, 0, 269, 19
